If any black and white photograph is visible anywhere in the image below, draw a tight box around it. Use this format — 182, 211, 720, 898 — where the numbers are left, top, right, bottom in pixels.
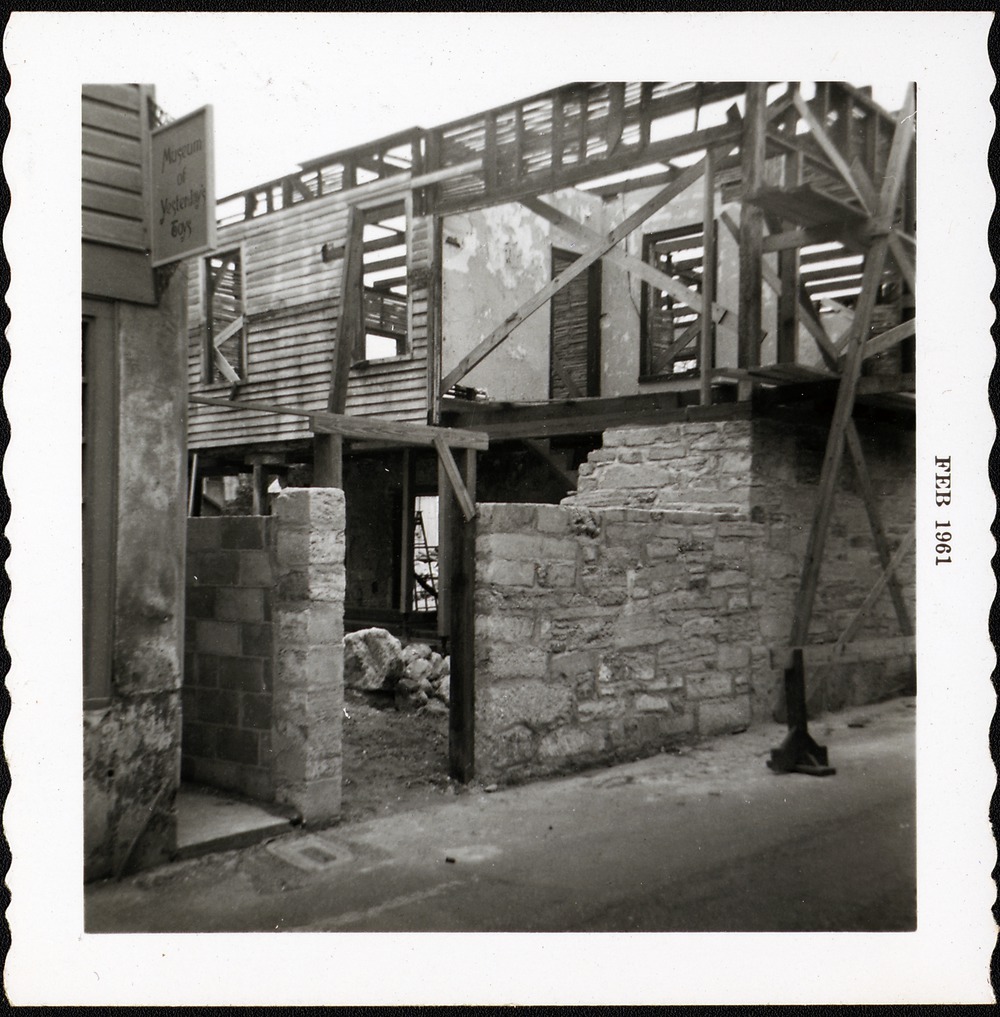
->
3, 10, 996, 1006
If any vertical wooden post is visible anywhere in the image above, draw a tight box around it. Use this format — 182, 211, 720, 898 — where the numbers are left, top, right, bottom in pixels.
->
447, 448, 477, 783
483, 111, 499, 193
399, 449, 415, 616
187, 452, 201, 517
329, 205, 364, 413
738, 83, 767, 396
776, 105, 800, 365
251, 463, 268, 516
551, 89, 564, 174
313, 433, 343, 488
436, 454, 451, 637
699, 147, 716, 406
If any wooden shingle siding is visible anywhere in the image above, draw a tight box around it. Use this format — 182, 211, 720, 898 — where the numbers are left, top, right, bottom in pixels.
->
82, 84, 148, 253
188, 186, 432, 450
82, 84, 156, 303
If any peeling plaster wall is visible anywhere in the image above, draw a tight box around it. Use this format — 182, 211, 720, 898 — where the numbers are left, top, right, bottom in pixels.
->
440, 188, 606, 400
600, 180, 780, 397
84, 266, 188, 881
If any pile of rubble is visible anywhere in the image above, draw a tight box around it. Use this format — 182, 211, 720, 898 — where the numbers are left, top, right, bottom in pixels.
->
343, 628, 450, 714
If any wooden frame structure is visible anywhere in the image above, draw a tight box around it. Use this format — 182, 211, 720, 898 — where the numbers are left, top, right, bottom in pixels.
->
189, 79, 916, 781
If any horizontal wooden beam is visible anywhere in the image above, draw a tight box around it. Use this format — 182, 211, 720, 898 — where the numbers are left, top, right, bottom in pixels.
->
761, 222, 866, 254
433, 122, 743, 216
442, 393, 750, 442
189, 394, 489, 450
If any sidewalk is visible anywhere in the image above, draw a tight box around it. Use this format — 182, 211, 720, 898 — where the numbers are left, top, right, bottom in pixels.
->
85, 695, 916, 933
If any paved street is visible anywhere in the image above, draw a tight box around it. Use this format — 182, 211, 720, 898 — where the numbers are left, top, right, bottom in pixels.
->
86, 697, 915, 934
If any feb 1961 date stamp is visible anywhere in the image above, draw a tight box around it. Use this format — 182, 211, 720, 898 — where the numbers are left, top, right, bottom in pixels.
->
934, 455, 952, 565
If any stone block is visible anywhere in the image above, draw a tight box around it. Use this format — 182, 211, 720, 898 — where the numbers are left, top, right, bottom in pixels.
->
306, 603, 344, 646
217, 656, 265, 692
689, 673, 735, 700
239, 551, 275, 588
189, 550, 239, 587
577, 698, 622, 720
476, 612, 536, 645
181, 721, 216, 759
308, 529, 346, 565
273, 488, 313, 526
535, 505, 571, 534
718, 644, 751, 670
708, 569, 746, 589
196, 688, 240, 726
308, 489, 347, 530
277, 774, 341, 825
305, 565, 347, 603
216, 726, 260, 766
646, 444, 688, 461
221, 516, 267, 550
275, 528, 310, 568
241, 622, 273, 658
479, 680, 572, 732
214, 588, 265, 623
479, 723, 536, 774
480, 558, 536, 588
241, 692, 272, 730
196, 620, 241, 657
537, 561, 577, 589
634, 693, 675, 713
186, 518, 223, 551
481, 642, 549, 681
697, 696, 751, 735
479, 502, 537, 532
185, 586, 216, 620
537, 724, 607, 762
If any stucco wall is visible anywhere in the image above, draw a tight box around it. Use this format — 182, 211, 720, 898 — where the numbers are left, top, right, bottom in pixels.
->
474, 416, 914, 783
440, 188, 605, 400
84, 266, 188, 881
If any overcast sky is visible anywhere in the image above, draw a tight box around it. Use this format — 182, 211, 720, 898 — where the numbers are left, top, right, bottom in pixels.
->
132, 12, 914, 200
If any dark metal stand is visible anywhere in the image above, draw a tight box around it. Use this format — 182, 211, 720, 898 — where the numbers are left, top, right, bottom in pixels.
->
767, 649, 836, 777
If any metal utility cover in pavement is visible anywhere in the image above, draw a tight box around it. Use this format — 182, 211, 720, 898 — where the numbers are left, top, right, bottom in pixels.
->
265, 835, 355, 873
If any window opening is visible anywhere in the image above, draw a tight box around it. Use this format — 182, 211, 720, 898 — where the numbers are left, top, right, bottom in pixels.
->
412, 495, 439, 614
204, 249, 247, 384
640, 222, 715, 378
361, 205, 408, 361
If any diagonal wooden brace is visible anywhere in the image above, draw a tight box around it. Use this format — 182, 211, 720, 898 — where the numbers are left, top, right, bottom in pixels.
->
434, 436, 477, 522
440, 156, 714, 393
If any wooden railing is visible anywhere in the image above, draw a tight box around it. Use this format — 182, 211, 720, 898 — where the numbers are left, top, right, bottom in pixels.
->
217, 127, 423, 226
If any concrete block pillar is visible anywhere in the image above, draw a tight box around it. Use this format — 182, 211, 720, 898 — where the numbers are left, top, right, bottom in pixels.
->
270, 488, 346, 823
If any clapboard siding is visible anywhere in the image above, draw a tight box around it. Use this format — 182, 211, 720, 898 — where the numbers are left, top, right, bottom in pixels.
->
188, 184, 433, 449
82, 84, 149, 254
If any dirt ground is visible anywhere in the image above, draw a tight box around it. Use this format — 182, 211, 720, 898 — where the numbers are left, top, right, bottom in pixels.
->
339, 688, 457, 824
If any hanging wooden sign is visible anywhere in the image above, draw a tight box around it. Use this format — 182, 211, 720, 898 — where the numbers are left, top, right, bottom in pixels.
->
148, 104, 217, 267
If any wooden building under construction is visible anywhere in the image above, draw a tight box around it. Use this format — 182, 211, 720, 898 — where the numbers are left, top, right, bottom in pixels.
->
184, 80, 915, 781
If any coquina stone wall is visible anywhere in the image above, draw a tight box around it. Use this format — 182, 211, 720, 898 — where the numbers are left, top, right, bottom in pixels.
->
474, 415, 914, 783
184, 488, 346, 822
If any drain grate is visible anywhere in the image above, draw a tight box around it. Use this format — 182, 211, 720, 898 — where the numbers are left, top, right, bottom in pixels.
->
266, 834, 355, 873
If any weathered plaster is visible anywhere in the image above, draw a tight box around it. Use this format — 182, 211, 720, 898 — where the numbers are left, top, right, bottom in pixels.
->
84, 265, 188, 881
441, 189, 606, 400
